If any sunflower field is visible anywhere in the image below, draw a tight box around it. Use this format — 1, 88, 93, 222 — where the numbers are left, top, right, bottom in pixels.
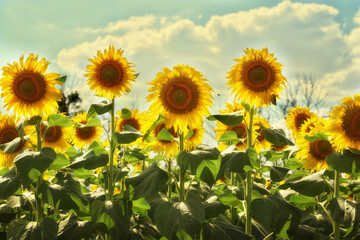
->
0, 45, 360, 240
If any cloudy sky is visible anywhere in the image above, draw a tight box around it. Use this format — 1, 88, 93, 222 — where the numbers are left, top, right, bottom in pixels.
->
1, 0, 360, 118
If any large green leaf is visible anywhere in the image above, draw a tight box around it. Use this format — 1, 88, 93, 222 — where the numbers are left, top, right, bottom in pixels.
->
14, 148, 56, 186
7, 217, 58, 240
328, 197, 360, 229
157, 128, 175, 142
126, 162, 168, 199
263, 127, 294, 146
0, 137, 22, 153
289, 195, 318, 209
207, 111, 244, 127
326, 150, 360, 173
58, 213, 94, 240
132, 198, 151, 215
38, 172, 88, 211
67, 150, 108, 170
112, 125, 143, 145
0, 204, 16, 225
217, 148, 251, 178
48, 153, 70, 170
47, 114, 73, 128
202, 215, 252, 240
87, 101, 113, 119
152, 198, 205, 239
91, 199, 130, 239
0, 168, 21, 199
270, 166, 290, 182
142, 114, 164, 141
203, 195, 228, 219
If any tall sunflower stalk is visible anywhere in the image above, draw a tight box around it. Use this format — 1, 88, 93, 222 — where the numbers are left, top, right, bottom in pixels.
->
35, 121, 44, 220
107, 98, 116, 200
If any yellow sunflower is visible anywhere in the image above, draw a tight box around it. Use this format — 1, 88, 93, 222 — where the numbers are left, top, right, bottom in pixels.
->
296, 121, 333, 171
71, 112, 103, 149
184, 125, 205, 151
286, 107, 317, 138
41, 124, 73, 153
0, 114, 31, 168
116, 108, 147, 147
147, 64, 213, 133
149, 123, 178, 156
226, 47, 287, 107
85, 45, 136, 99
327, 94, 360, 150
253, 115, 271, 152
0, 53, 62, 117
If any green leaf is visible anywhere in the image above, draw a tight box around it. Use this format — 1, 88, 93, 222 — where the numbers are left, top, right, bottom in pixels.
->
87, 101, 113, 119
270, 166, 290, 182
157, 128, 175, 142
328, 197, 360, 228
0, 137, 22, 154
263, 127, 294, 146
112, 125, 143, 145
285, 158, 303, 170
126, 162, 168, 199
39, 172, 88, 211
217, 148, 251, 177
184, 128, 194, 140
203, 195, 228, 219
67, 150, 109, 170
7, 217, 58, 240
281, 170, 330, 197
304, 132, 329, 142
133, 198, 151, 215
48, 153, 70, 170
14, 148, 56, 186
91, 200, 130, 239
247, 147, 259, 169
143, 114, 165, 140
0, 204, 16, 224
0, 168, 21, 199
15, 118, 27, 139
152, 198, 205, 239
83, 117, 102, 127
218, 131, 239, 143
120, 108, 132, 119
134, 72, 140, 79
88, 140, 108, 155
28, 115, 42, 125
207, 111, 244, 127
263, 150, 285, 162
326, 150, 360, 173
58, 213, 94, 240
202, 215, 252, 240
56, 75, 67, 84
219, 191, 242, 208
289, 195, 318, 208
47, 114, 73, 128
65, 146, 78, 158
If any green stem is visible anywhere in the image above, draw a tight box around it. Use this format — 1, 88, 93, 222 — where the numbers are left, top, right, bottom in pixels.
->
167, 158, 172, 201
230, 172, 236, 224
334, 170, 340, 240
179, 132, 185, 202
35, 122, 43, 220
245, 107, 254, 235
107, 98, 116, 201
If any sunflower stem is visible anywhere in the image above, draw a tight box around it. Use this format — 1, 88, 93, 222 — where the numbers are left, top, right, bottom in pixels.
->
230, 172, 236, 224
108, 98, 115, 201
35, 122, 44, 220
179, 132, 185, 202
245, 107, 254, 235
334, 170, 341, 240
168, 158, 172, 201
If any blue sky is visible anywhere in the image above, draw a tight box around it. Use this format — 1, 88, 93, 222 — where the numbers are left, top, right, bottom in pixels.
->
1, 0, 360, 119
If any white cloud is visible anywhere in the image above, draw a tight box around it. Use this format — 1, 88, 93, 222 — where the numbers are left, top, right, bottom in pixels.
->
55, 0, 360, 117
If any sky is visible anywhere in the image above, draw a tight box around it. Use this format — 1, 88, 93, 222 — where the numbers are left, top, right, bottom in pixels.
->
1, 0, 360, 122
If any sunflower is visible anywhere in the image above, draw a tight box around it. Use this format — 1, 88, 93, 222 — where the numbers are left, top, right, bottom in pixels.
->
215, 102, 254, 151
85, 45, 136, 99
40, 124, 73, 153
0, 114, 31, 168
0, 53, 62, 117
71, 112, 103, 149
226, 47, 287, 107
147, 64, 213, 133
296, 121, 333, 171
253, 115, 271, 152
327, 94, 360, 150
149, 123, 178, 156
286, 107, 317, 138
184, 125, 205, 151
116, 109, 147, 147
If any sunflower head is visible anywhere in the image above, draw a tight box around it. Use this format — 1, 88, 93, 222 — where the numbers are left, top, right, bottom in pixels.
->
85, 45, 136, 99
296, 121, 333, 172
116, 109, 147, 147
71, 112, 103, 149
0, 114, 31, 168
0, 53, 62, 117
327, 94, 360, 150
286, 107, 317, 138
253, 115, 271, 152
226, 47, 287, 107
185, 125, 205, 151
150, 123, 178, 156
147, 64, 213, 133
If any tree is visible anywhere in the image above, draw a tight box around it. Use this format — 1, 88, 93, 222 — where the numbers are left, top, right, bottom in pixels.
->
57, 90, 82, 116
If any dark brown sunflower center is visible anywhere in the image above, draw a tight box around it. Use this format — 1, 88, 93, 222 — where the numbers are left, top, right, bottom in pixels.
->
13, 73, 46, 103
155, 123, 178, 143
243, 62, 274, 92
231, 124, 247, 139
98, 61, 123, 87
295, 115, 310, 130
342, 106, 360, 141
0, 127, 24, 152
310, 140, 333, 160
162, 77, 200, 114
120, 118, 140, 131
76, 121, 96, 140
43, 126, 62, 143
